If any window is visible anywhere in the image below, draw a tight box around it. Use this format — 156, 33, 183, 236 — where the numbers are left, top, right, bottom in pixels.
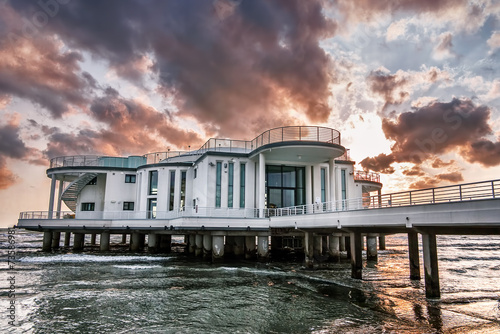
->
169, 170, 175, 211
180, 171, 186, 209
194, 168, 197, 179
87, 177, 97, 185
123, 202, 135, 210
149, 171, 158, 195
215, 162, 222, 208
341, 169, 347, 200
125, 174, 136, 183
81, 202, 95, 211
266, 166, 305, 208
321, 168, 326, 202
148, 198, 157, 219
228, 162, 234, 207
240, 163, 245, 208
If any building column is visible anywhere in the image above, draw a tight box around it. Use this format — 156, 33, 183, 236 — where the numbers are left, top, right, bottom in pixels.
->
195, 234, 203, 257
225, 236, 235, 256
329, 234, 340, 262
408, 231, 421, 280
233, 236, 244, 257
345, 236, 351, 259
313, 235, 322, 259
305, 166, 312, 206
48, 175, 56, 219
422, 233, 440, 298
379, 234, 386, 250
159, 234, 172, 253
121, 233, 127, 244
304, 232, 314, 268
244, 236, 256, 260
188, 235, 196, 254
148, 233, 158, 253
212, 235, 225, 262
90, 233, 97, 245
56, 180, 64, 218
258, 153, 266, 218
366, 234, 378, 261
350, 232, 362, 279
51, 232, 61, 249
130, 232, 143, 252
100, 232, 110, 251
329, 159, 336, 203
73, 233, 84, 251
339, 236, 346, 252
64, 232, 71, 247
203, 234, 212, 259
42, 231, 53, 251
257, 235, 269, 260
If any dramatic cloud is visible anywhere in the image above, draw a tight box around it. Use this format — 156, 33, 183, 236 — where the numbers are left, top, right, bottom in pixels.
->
487, 31, 500, 51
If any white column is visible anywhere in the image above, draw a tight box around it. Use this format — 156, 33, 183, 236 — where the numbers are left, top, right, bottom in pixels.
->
312, 164, 321, 207
257, 236, 269, 259
329, 159, 335, 203
305, 166, 312, 207
48, 174, 56, 219
258, 153, 266, 218
56, 180, 64, 218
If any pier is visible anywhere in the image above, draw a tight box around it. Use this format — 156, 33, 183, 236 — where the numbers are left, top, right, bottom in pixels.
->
18, 179, 500, 299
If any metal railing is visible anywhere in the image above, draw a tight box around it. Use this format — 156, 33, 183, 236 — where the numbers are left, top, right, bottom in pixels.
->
50, 155, 147, 169
354, 170, 381, 183
334, 149, 351, 161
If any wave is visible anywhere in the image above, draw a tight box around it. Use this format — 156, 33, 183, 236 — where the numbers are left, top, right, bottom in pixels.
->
17, 254, 172, 263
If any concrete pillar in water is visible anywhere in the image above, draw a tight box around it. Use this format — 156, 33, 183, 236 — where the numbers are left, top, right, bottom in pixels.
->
188, 235, 196, 254
195, 234, 203, 257
48, 175, 56, 219
73, 233, 84, 251
91, 233, 97, 245
313, 235, 322, 259
233, 236, 245, 257
270, 236, 282, 257
64, 232, 71, 247
366, 234, 378, 261
42, 231, 53, 251
322, 236, 329, 255
148, 233, 158, 253
422, 233, 440, 298
100, 232, 110, 251
121, 233, 127, 244
244, 236, 256, 260
130, 232, 144, 252
159, 234, 172, 253
329, 234, 340, 262
257, 236, 269, 260
339, 236, 346, 251
304, 232, 314, 268
379, 234, 386, 250
408, 231, 421, 280
51, 232, 61, 249
350, 231, 362, 279
203, 234, 212, 259
345, 236, 351, 259
212, 235, 225, 262
225, 236, 235, 256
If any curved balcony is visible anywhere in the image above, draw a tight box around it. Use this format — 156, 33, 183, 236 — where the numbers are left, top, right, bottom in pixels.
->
354, 170, 381, 183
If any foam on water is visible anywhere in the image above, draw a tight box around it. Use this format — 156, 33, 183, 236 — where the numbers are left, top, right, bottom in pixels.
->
17, 254, 172, 263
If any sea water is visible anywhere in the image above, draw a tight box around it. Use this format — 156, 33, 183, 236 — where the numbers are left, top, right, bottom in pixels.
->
1, 229, 499, 333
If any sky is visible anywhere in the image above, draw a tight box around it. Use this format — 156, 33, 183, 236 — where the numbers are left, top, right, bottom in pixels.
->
1, 0, 500, 227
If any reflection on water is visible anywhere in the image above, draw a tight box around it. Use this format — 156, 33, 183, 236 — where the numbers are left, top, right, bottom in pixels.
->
0, 231, 499, 333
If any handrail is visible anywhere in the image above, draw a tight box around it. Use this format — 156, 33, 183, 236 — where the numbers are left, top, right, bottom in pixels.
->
354, 170, 381, 183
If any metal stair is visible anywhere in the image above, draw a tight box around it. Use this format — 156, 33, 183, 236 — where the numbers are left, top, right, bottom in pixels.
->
61, 173, 99, 212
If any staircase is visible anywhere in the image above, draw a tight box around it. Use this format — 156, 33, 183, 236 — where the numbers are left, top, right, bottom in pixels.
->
61, 173, 99, 212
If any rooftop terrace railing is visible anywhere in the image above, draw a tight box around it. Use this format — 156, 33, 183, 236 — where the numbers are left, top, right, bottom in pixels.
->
354, 170, 381, 183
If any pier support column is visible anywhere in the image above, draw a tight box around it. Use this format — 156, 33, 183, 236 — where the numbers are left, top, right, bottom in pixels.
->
422, 233, 440, 298
379, 234, 386, 250
304, 232, 314, 269
159, 235, 172, 253
73, 233, 84, 251
224, 236, 235, 256
42, 231, 53, 251
212, 235, 225, 262
51, 232, 61, 249
233, 236, 244, 257
121, 233, 127, 244
350, 232, 363, 279
339, 236, 346, 252
90, 233, 97, 245
64, 232, 71, 247
257, 236, 269, 260
195, 234, 203, 257
345, 236, 351, 259
328, 234, 340, 262
148, 233, 158, 253
188, 235, 196, 254
203, 234, 212, 259
244, 236, 256, 260
130, 232, 144, 252
366, 234, 378, 261
100, 232, 110, 251
408, 231, 421, 280
313, 235, 322, 259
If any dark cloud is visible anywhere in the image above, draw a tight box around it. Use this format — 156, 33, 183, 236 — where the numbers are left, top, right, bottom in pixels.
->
402, 165, 425, 176
409, 177, 440, 190
437, 171, 463, 182
368, 70, 409, 107
361, 98, 498, 172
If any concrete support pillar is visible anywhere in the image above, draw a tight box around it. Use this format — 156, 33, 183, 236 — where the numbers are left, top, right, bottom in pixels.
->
366, 234, 378, 261
203, 234, 212, 259
258, 153, 266, 218
345, 236, 351, 259
257, 236, 269, 260
329, 234, 340, 262
100, 232, 110, 252
64, 232, 71, 247
305, 166, 312, 205
73, 233, 84, 251
51, 232, 61, 249
233, 236, 244, 257
48, 175, 56, 219
244, 236, 256, 260
188, 235, 196, 254
270, 236, 281, 257
195, 234, 203, 257
408, 231, 421, 280
322, 236, 329, 255
42, 231, 53, 251
339, 236, 346, 251
304, 232, 314, 268
212, 235, 225, 262
313, 235, 322, 258
122, 233, 127, 244
130, 232, 143, 252
379, 234, 386, 250
225, 236, 235, 256
148, 233, 158, 253
91, 233, 97, 245
350, 232, 363, 279
329, 159, 336, 203
56, 180, 63, 218
159, 235, 172, 253
422, 233, 440, 298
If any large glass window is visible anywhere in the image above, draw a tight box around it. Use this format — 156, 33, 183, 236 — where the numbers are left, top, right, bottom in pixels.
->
180, 171, 186, 209
240, 163, 246, 208
215, 162, 222, 207
321, 168, 326, 202
81, 202, 95, 211
228, 162, 234, 207
148, 198, 157, 219
149, 171, 158, 195
169, 171, 175, 211
341, 169, 347, 200
266, 166, 305, 208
